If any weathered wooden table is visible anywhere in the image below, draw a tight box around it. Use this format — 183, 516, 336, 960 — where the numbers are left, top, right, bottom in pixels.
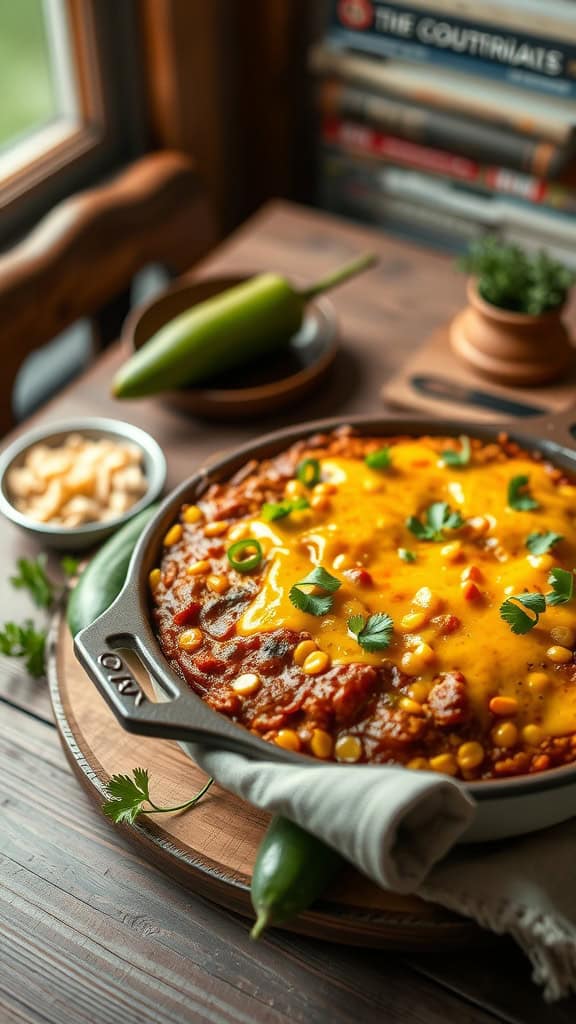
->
2, 201, 575, 1024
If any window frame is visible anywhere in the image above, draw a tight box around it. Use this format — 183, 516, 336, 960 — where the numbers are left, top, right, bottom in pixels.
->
0, 0, 146, 244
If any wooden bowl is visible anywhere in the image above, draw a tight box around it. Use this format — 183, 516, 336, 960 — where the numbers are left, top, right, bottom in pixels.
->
122, 275, 339, 419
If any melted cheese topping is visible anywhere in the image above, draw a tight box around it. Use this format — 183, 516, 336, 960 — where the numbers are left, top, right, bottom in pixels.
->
238, 443, 576, 738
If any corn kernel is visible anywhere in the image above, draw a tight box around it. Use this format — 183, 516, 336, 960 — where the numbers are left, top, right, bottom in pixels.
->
314, 482, 337, 496
178, 628, 203, 651
401, 642, 435, 675
163, 523, 182, 546
183, 504, 203, 524
457, 741, 484, 770
206, 573, 229, 594
293, 640, 317, 666
522, 724, 544, 746
441, 541, 464, 563
527, 671, 551, 693
285, 479, 306, 499
303, 651, 331, 675
406, 757, 429, 770
309, 728, 333, 759
489, 696, 518, 716
187, 559, 211, 576
334, 734, 363, 763
399, 697, 423, 714
310, 494, 330, 512
429, 753, 458, 776
275, 729, 301, 752
400, 610, 428, 631
227, 522, 249, 542
148, 568, 161, 591
546, 645, 573, 664
550, 625, 575, 649
332, 553, 354, 571
413, 587, 441, 613
204, 520, 229, 537
232, 672, 261, 696
409, 681, 430, 703
492, 721, 518, 749
527, 553, 555, 571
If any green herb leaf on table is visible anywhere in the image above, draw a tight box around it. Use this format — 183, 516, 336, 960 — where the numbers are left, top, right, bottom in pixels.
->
546, 568, 574, 606
296, 458, 321, 488
508, 475, 539, 512
398, 548, 416, 563
0, 620, 47, 677
102, 768, 213, 825
60, 555, 80, 578
289, 566, 341, 616
261, 497, 309, 522
441, 436, 471, 468
526, 532, 563, 555
348, 612, 394, 652
10, 555, 54, 609
499, 592, 546, 634
365, 447, 392, 471
406, 502, 464, 542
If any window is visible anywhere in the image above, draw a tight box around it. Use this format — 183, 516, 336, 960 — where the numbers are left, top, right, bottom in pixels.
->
0, 0, 144, 243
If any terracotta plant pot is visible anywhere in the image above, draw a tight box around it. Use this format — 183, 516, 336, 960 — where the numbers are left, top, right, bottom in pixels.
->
450, 278, 574, 386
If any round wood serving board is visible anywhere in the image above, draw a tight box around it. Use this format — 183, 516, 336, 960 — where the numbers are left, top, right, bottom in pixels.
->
48, 614, 479, 948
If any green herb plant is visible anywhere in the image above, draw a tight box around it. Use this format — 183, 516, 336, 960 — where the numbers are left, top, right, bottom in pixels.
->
1, 556, 79, 678
460, 236, 575, 315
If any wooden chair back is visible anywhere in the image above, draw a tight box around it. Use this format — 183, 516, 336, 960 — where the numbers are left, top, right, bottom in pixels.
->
0, 150, 216, 436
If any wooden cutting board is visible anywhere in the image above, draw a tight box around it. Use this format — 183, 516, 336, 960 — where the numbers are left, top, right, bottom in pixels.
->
47, 614, 480, 949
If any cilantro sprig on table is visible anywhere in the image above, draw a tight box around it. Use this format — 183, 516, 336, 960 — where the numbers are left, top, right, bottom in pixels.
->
348, 613, 394, 652
406, 502, 463, 542
102, 768, 213, 825
0, 556, 79, 678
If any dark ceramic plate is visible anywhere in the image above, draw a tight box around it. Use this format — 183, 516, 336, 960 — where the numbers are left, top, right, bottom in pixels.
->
122, 275, 339, 419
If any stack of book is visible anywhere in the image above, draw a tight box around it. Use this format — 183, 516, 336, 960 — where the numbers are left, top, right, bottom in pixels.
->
312, 0, 576, 260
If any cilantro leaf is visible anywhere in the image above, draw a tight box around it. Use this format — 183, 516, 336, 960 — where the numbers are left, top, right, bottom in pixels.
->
60, 556, 80, 577
261, 497, 309, 522
441, 436, 471, 468
365, 447, 392, 471
508, 475, 539, 511
398, 547, 416, 563
10, 555, 54, 609
526, 531, 563, 555
289, 566, 341, 616
0, 620, 46, 678
102, 768, 213, 825
546, 567, 574, 606
407, 501, 463, 542
348, 612, 394, 652
499, 592, 546, 634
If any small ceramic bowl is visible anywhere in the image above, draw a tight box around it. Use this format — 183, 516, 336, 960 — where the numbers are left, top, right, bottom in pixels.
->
0, 417, 167, 550
122, 275, 339, 419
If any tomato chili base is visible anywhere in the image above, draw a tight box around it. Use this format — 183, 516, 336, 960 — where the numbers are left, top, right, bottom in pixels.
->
150, 427, 576, 782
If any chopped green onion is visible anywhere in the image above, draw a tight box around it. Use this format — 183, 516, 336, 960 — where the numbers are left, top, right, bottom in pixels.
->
227, 538, 263, 573
261, 497, 309, 521
365, 447, 392, 471
296, 458, 321, 488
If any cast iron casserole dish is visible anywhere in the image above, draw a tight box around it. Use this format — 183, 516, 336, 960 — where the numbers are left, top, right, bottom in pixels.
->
75, 409, 576, 843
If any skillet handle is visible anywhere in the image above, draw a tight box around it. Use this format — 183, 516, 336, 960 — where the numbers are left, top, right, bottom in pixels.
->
73, 585, 265, 756
511, 403, 576, 450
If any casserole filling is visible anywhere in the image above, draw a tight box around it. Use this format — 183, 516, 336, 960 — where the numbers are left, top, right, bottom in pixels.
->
151, 428, 576, 780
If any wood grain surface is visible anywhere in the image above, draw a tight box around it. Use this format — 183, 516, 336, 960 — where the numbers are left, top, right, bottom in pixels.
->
2, 201, 576, 1024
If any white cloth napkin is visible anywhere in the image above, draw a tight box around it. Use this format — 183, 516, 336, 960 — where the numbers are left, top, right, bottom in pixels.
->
189, 745, 576, 1002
